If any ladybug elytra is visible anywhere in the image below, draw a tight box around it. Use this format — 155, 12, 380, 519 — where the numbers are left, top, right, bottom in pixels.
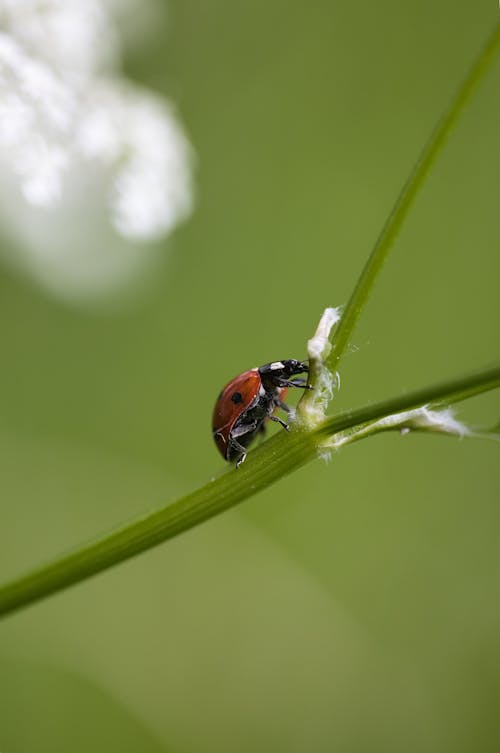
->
212, 359, 310, 467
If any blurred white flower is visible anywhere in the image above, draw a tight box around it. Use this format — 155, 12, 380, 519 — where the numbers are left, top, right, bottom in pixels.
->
0, 0, 193, 302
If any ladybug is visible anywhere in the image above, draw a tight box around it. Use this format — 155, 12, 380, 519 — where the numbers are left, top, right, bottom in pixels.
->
212, 359, 310, 467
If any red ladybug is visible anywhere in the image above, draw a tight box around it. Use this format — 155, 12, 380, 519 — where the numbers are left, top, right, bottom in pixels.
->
212, 359, 310, 467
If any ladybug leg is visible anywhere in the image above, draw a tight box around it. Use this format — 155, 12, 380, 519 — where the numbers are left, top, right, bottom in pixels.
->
277, 378, 313, 390
231, 421, 258, 439
229, 421, 259, 468
290, 378, 313, 389
227, 434, 247, 467
275, 398, 291, 413
268, 415, 290, 432
227, 434, 247, 453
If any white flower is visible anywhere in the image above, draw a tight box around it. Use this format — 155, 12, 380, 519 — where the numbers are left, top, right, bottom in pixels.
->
0, 0, 193, 301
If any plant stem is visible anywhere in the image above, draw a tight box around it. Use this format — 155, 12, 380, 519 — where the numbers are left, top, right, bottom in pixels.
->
318, 363, 500, 439
0, 363, 498, 619
325, 22, 500, 376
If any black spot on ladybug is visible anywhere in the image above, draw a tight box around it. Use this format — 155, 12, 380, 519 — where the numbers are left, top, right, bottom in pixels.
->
231, 391, 243, 404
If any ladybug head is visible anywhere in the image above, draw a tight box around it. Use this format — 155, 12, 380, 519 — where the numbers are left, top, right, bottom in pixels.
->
281, 359, 309, 376
258, 359, 308, 379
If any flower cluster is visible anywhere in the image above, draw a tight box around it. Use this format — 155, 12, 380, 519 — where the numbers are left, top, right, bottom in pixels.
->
0, 0, 193, 300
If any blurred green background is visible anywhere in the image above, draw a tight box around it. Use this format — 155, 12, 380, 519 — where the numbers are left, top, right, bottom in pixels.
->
1, 1, 500, 751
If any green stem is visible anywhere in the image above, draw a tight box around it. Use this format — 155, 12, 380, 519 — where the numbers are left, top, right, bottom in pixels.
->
0, 363, 499, 619
318, 363, 500, 439
325, 22, 500, 375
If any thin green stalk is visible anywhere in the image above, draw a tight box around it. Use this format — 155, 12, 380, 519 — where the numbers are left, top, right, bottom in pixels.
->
319, 363, 500, 438
0, 363, 499, 618
325, 22, 500, 376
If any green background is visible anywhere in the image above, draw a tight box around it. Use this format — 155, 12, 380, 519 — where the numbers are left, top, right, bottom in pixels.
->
1, 1, 500, 751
